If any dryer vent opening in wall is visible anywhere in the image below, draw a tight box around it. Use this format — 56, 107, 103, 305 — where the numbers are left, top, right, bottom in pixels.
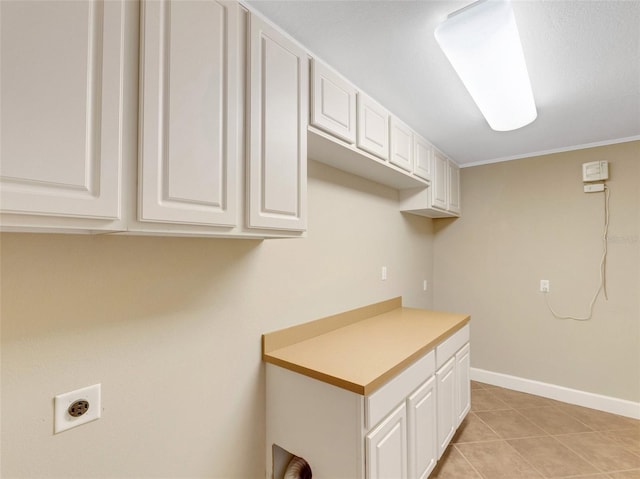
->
272, 444, 312, 479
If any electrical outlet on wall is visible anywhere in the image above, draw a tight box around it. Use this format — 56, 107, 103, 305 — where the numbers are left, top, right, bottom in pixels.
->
54, 384, 101, 433
540, 280, 550, 293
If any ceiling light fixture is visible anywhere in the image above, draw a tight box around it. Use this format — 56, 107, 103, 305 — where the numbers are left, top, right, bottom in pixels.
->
435, 0, 537, 131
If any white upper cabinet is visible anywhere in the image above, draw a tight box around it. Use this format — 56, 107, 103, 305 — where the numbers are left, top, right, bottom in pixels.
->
0, 0, 125, 227
448, 160, 461, 216
247, 14, 307, 231
399, 150, 461, 218
357, 93, 390, 161
138, 0, 239, 227
310, 59, 357, 144
413, 135, 433, 182
390, 117, 414, 172
432, 151, 449, 211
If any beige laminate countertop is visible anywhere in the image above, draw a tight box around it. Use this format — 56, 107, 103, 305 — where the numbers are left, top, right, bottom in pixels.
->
262, 298, 470, 395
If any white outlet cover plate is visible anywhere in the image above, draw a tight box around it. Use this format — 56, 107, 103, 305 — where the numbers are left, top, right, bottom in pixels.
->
54, 383, 101, 434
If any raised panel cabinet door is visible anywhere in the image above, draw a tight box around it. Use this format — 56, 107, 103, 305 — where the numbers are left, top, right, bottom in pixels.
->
357, 93, 389, 161
413, 135, 432, 182
448, 160, 461, 215
0, 0, 124, 220
248, 14, 307, 231
436, 357, 456, 458
432, 151, 449, 211
138, 0, 239, 226
310, 59, 356, 144
456, 343, 471, 426
366, 404, 407, 479
389, 117, 413, 172
407, 376, 437, 479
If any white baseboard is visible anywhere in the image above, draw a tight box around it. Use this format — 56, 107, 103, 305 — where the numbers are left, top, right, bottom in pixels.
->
470, 368, 640, 420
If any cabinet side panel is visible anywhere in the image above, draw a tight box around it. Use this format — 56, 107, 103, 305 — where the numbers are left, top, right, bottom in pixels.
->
266, 364, 363, 479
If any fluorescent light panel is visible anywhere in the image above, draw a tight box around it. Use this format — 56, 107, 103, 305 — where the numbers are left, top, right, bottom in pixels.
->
435, 0, 537, 131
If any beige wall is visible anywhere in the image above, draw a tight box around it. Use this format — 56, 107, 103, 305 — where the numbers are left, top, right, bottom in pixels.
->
0, 160, 434, 478
2, 142, 638, 478
434, 141, 640, 402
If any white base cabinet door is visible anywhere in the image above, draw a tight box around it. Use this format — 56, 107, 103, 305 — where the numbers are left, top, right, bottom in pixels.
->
247, 14, 307, 232
366, 404, 407, 479
407, 376, 437, 479
436, 356, 456, 458
138, 0, 239, 227
456, 343, 471, 426
0, 0, 125, 226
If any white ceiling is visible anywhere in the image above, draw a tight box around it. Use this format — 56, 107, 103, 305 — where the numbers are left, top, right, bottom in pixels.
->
245, 0, 640, 167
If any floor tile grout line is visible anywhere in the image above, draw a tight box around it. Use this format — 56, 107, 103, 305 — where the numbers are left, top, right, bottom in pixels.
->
465, 412, 552, 478
551, 428, 640, 472
516, 406, 598, 436
451, 443, 488, 479
544, 432, 612, 475
501, 438, 553, 479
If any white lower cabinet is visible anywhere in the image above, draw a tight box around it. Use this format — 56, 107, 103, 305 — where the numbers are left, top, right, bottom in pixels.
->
436, 357, 456, 458
436, 325, 471, 457
408, 376, 438, 479
266, 331, 470, 479
456, 343, 471, 425
366, 404, 407, 479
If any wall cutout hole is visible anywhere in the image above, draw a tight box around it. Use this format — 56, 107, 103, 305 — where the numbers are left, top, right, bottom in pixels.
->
68, 400, 90, 417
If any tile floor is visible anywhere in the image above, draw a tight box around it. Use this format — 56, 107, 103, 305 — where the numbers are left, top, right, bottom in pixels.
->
429, 381, 640, 479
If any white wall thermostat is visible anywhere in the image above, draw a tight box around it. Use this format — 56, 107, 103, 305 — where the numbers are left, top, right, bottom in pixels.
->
582, 160, 609, 182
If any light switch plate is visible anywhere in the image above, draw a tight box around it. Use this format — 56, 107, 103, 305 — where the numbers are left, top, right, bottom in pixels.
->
54, 384, 101, 434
